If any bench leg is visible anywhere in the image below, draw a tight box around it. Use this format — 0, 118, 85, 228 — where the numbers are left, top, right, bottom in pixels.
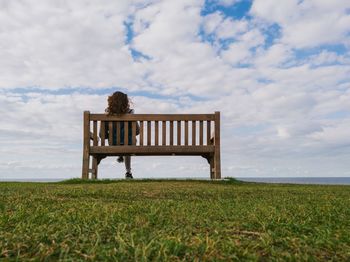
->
209, 157, 214, 179
214, 152, 221, 179
82, 152, 90, 179
92, 156, 99, 179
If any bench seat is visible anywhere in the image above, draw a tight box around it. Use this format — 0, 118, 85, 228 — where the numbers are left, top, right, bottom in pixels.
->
90, 145, 215, 156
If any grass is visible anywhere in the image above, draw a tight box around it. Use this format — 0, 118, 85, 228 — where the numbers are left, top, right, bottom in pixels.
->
0, 179, 349, 261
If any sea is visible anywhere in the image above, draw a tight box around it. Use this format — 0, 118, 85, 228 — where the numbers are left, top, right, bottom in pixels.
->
0, 177, 350, 185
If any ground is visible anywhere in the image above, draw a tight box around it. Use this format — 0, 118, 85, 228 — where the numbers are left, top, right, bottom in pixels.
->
0, 179, 349, 261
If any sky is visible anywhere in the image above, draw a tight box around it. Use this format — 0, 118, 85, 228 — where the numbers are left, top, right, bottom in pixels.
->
0, 0, 350, 180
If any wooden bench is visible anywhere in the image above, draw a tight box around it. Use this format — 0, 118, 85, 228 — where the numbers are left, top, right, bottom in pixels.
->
82, 111, 221, 179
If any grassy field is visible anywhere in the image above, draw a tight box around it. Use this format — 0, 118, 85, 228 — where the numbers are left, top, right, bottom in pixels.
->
0, 179, 349, 261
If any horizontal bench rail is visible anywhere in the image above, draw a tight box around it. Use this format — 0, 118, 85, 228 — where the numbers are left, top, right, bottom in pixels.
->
90, 114, 215, 121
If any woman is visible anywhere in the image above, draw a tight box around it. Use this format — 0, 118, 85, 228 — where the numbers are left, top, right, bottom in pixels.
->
101, 91, 138, 179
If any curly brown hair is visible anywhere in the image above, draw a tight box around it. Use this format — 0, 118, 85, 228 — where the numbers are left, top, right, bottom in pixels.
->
105, 91, 131, 115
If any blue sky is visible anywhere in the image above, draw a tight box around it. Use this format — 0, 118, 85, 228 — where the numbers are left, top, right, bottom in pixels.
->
0, 0, 349, 179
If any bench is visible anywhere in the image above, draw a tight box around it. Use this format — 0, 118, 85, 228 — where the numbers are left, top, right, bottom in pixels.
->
81, 111, 221, 179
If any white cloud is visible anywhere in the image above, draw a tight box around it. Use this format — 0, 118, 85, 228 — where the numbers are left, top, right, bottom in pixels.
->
309, 120, 350, 147
202, 11, 224, 35
254, 44, 292, 67
132, 3, 161, 35
216, 18, 248, 39
221, 29, 265, 64
0, 0, 148, 89
221, 42, 251, 64
132, 0, 204, 57
308, 51, 349, 66
277, 127, 290, 139
215, 0, 240, 7
251, 0, 350, 48
250, 0, 300, 25
202, 11, 248, 39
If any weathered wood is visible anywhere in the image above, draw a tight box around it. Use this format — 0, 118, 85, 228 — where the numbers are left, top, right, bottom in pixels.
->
155, 121, 159, 146
184, 121, 188, 146
92, 156, 98, 179
209, 157, 214, 179
207, 120, 211, 145
162, 121, 166, 146
177, 121, 181, 146
93, 121, 98, 146
116, 121, 120, 145
192, 121, 196, 146
100, 121, 105, 146
132, 122, 136, 145
170, 121, 174, 146
124, 121, 129, 146
147, 121, 151, 146
199, 121, 203, 146
140, 121, 144, 146
108, 122, 113, 146
91, 114, 215, 121
82, 111, 90, 179
91, 145, 215, 155
214, 111, 221, 179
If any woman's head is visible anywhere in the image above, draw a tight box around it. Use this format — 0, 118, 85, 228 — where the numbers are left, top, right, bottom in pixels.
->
106, 91, 130, 115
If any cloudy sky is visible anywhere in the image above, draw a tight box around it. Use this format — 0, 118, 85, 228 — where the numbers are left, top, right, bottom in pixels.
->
0, 0, 349, 180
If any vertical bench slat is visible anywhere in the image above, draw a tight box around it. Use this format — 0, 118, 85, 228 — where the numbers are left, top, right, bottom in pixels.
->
108, 122, 113, 145
162, 121, 166, 146
199, 121, 203, 145
124, 121, 129, 145
207, 120, 211, 145
155, 121, 159, 146
170, 121, 174, 145
132, 122, 136, 145
177, 121, 181, 145
185, 121, 188, 145
101, 121, 105, 146
147, 121, 151, 146
140, 121, 144, 146
93, 121, 98, 146
192, 121, 196, 146
116, 121, 120, 145
140, 121, 143, 146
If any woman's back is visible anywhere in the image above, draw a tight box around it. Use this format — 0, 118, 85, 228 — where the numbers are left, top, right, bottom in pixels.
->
104, 109, 134, 146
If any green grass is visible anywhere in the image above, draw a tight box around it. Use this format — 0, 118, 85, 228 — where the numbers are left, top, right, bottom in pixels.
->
0, 179, 349, 261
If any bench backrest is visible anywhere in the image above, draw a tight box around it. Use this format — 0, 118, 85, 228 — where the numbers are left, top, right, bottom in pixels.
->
84, 111, 220, 148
